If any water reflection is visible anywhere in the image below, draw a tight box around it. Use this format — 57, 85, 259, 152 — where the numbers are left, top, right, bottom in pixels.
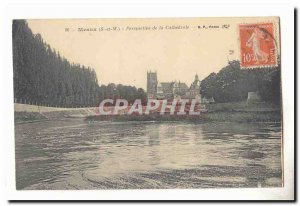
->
15, 120, 282, 189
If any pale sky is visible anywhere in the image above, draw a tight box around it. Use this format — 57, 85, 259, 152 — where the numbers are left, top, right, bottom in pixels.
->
27, 17, 279, 89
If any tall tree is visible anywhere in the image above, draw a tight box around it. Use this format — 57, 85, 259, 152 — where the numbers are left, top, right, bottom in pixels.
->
200, 60, 281, 104
13, 20, 148, 107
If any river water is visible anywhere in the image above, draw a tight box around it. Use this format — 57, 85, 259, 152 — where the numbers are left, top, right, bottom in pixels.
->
15, 119, 282, 189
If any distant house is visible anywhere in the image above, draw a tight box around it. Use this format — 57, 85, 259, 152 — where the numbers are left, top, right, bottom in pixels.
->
147, 72, 204, 102
202, 97, 215, 104
156, 81, 189, 99
247, 91, 261, 103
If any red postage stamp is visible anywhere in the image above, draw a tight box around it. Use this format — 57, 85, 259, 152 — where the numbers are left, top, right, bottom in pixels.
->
239, 23, 277, 68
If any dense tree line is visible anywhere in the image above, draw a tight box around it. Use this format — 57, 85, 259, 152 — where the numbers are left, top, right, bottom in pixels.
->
99, 84, 147, 105
13, 20, 147, 107
200, 60, 281, 104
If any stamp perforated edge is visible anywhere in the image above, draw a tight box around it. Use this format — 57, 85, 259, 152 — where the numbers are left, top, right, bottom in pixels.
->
237, 19, 280, 69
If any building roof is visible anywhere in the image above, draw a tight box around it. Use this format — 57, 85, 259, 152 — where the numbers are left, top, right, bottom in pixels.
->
178, 82, 189, 90
159, 82, 189, 90
160, 82, 173, 88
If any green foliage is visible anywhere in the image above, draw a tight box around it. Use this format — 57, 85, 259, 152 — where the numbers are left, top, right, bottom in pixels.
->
200, 60, 281, 104
98, 84, 147, 105
14, 112, 48, 123
13, 20, 100, 107
13, 20, 147, 107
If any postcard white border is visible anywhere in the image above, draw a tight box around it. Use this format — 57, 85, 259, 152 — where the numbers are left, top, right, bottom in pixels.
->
0, 1, 294, 201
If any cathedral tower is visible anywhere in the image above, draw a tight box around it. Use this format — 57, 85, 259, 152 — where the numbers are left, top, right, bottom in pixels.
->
147, 71, 157, 99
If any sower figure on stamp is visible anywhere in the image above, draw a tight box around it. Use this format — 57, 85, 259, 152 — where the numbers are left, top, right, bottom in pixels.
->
246, 27, 269, 64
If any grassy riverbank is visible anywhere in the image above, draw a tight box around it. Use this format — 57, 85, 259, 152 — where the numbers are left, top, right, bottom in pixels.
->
86, 101, 281, 123
201, 111, 281, 123
201, 101, 281, 122
14, 112, 48, 124
205, 101, 280, 112
14, 101, 281, 123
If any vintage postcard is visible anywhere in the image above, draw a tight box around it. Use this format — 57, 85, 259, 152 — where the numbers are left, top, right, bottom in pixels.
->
13, 17, 283, 191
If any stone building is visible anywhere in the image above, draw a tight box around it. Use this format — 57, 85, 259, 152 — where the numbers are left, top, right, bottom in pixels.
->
187, 74, 201, 101
157, 81, 189, 99
147, 71, 203, 101
147, 71, 158, 99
